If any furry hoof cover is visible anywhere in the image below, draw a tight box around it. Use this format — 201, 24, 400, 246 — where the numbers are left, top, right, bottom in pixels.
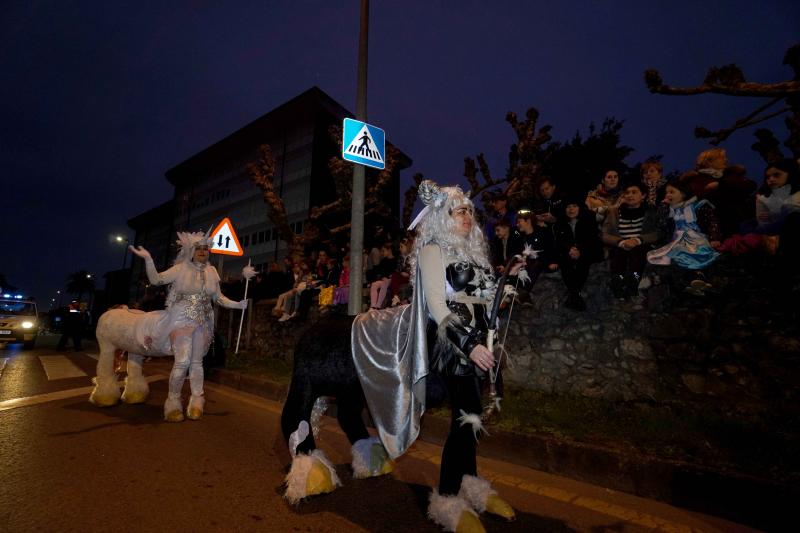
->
186, 395, 205, 420
164, 410, 185, 422
485, 495, 516, 521
284, 450, 342, 504
428, 491, 484, 533
121, 390, 148, 404
89, 393, 120, 407
351, 437, 395, 479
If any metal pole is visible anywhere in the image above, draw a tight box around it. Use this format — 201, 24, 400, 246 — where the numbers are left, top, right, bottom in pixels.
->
121, 240, 129, 270
348, 0, 369, 316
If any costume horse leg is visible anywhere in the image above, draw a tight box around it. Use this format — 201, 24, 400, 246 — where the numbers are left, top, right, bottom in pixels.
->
280, 316, 394, 504
91, 308, 150, 406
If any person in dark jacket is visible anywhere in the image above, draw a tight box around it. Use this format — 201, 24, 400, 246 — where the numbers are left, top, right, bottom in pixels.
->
554, 196, 603, 310
515, 209, 558, 293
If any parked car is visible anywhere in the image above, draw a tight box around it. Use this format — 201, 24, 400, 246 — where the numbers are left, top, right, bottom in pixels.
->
0, 295, 39, 349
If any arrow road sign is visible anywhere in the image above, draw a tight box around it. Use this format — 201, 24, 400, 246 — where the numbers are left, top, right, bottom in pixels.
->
342, 118, 386, 170
209, 217, 243, 256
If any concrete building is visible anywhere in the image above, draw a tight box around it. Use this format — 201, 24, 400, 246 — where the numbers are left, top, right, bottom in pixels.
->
126, 86, 411, 303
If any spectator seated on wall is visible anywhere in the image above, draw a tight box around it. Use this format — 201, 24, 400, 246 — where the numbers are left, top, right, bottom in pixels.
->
719, 159, 800, 259
640, 160, 668, 209
681, 148, 757, 239
514, 209, 558, 294
489, 219, 522, 274
602, 183, 661, 300
533, 176, 565, 230
554, 195, 603, 310
484, 190, 517, 242
367, 242, 398, 310
585, 169, 623, 226
389, 235, 415, 306
646, 177, 721, 296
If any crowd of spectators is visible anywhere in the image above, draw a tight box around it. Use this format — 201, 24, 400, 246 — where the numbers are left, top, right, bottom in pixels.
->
480, 148, 800, 310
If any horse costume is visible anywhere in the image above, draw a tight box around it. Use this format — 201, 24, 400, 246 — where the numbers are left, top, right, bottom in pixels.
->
281, 181, 517, 533
90, 231, 247, 421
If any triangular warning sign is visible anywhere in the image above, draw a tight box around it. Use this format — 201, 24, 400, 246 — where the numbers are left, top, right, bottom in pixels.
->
344, 124, 383, 164
209, 217, 243, 256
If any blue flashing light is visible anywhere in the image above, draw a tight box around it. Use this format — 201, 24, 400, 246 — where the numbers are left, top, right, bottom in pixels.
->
2, 294, 10, 298
15, 295, 24, 299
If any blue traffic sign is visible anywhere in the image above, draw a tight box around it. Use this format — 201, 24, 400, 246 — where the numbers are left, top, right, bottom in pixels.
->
342, 118, 386, 170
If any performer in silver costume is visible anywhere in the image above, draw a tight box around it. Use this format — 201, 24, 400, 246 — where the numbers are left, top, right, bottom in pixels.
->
129, 231, 247, 421
353, 181, 518, 532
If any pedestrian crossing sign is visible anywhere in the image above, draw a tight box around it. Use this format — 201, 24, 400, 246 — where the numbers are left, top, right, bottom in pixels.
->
342, 118, 386, 170
209, 217, 243, 256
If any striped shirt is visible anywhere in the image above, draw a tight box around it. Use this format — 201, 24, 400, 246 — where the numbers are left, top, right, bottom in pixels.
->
618, 206, 645, 240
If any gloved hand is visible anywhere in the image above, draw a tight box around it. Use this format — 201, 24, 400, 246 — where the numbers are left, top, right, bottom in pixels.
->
128, 245, 152, 260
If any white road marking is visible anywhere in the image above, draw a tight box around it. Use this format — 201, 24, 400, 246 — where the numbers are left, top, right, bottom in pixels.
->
38, 355, 87, 380
0, 374, 166, 412
0, 358, 7, 378
84, 353, 98, 361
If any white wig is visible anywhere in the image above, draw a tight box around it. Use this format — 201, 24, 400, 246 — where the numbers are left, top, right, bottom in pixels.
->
173, 229, 213, 265
408, 180, 491, 283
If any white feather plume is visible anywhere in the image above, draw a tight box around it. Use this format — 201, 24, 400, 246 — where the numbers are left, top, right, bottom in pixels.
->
242, 264, 257, 280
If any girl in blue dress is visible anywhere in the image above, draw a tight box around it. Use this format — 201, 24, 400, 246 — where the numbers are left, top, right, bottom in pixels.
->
647, 179, 721, 270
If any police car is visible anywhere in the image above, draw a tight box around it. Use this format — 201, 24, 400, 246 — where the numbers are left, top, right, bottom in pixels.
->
0, 294, 39, 349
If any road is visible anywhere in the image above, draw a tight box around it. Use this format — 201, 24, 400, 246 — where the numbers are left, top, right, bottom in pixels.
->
0, 335, 754, 532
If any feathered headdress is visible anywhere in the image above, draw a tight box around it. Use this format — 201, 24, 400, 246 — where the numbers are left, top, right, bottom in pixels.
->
173, 227, 213, 264
408, 180, 462, 230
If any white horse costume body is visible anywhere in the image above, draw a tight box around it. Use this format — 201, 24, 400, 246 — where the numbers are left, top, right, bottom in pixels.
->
90, 231, 246, 421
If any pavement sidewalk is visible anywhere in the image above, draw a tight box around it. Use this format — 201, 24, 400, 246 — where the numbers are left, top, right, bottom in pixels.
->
206, 365, 794, 531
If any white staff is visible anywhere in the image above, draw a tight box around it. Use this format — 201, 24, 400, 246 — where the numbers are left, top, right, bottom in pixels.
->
235, 260, 257, 354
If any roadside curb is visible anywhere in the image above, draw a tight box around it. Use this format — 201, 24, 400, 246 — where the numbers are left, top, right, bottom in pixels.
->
206, 367, 794, 530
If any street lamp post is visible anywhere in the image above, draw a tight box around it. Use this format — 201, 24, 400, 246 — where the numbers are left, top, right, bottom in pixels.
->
115, 235, 130, 269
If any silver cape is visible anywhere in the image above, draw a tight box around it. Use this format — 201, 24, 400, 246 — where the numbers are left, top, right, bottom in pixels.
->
351, 266, 429, 459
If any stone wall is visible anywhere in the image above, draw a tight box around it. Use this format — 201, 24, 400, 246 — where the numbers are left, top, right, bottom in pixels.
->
224, 256, 800, 411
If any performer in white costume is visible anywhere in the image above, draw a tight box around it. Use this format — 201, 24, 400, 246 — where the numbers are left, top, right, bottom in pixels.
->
127, 231, 247, 421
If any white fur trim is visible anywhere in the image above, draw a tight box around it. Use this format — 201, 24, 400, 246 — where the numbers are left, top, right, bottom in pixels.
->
310, 397, 329, 439
288, 421, 310, 458
120, 374, 149, 403
164, 395, 182, 415
284, 449, 342, 505
187, 394, 205, 411
428, 491, 475, 532
351, 436, 386, 478
458, 475, 496, 513
457, 409, 488, 440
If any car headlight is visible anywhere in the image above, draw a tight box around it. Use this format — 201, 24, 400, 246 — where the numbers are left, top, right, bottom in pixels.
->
22, 321, 35, 329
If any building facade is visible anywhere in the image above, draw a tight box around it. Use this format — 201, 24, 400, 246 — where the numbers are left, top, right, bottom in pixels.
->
126, 86, 410, 302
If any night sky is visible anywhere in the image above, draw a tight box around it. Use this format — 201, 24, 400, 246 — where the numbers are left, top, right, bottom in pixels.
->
3, 1, 798, 308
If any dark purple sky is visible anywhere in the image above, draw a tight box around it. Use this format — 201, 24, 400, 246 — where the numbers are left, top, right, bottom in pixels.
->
3, 1, 798, 308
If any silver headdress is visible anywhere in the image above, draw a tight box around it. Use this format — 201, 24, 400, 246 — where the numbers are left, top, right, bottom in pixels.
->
173, 226, 213, 264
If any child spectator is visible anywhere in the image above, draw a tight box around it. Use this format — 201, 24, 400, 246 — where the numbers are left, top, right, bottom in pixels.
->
719, 159, 800, 255
647, 178, 721, 270
368, 243, 397, 309
585, 169, 623, 224
602, 183, 661, 299
389, 235, 415, 306
554, 195, 603, 310
333, 255, 351, 306
515, 209, 558, 290
489, 219, 522, 273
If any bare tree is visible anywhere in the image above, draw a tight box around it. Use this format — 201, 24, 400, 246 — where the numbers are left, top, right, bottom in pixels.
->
247, 126, 405, 260
644, 43, 800, 163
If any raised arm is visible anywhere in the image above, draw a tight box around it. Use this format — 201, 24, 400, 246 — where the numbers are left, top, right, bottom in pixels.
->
128, 245, 179, 286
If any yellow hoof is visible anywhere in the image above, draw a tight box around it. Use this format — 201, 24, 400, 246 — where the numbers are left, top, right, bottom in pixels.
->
122, 391, 148, 404
486, 494, 516, 521
456, 510, 485, 533
186, 407, 203, 420
165, 410, 185, 422
306, 459, 335, 497
90, 394, 119, 407
379, 458, 395, 476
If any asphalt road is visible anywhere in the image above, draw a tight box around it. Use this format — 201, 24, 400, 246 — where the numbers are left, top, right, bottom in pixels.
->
0, 335, 754, 532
